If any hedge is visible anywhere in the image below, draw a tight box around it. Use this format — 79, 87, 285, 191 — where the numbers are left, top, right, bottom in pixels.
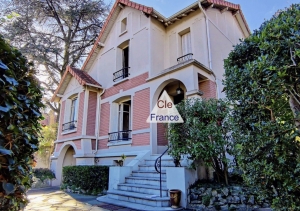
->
62, 166, 109, 195
0, 35, 43, 210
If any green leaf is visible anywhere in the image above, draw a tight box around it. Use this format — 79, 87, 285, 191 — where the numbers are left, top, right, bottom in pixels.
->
2, 182, 15, 195
0, 148, 12, 155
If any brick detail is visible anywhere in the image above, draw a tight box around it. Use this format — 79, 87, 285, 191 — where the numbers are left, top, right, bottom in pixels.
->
73, 140, 81, 150
132, 133, 150, 146
102, 72, 148, 99
86, 91, 97, 136
199, 80, 217, 99
55, 143, 63, 152
98, 139, 109, 149
58, 92, 85, 140
157, 123, 168, 146
100, 102, 110, 136
133, 88, 150, 130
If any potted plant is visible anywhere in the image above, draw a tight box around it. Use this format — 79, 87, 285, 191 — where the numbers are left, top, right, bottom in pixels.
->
115, 154, 126, 166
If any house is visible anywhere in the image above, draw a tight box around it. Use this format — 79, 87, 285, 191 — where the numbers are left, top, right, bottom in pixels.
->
50, 0, 250, 209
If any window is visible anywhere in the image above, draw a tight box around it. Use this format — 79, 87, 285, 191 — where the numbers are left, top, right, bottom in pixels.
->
121, 18, 127, 33
108, 99, 131, 141
181, 31, 192, 56
70, 97, 78, 122
62, 96, 78, 132
122, 46, 129, 71
118, 101, 131, 139
114, 41, 130, 82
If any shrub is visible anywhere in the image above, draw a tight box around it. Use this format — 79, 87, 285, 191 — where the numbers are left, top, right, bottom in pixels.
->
32, 168, 55, 182
0, 35, 44, 210
62, 166, 109, 194
223, 4, 300, 210
168, 98, 234, 185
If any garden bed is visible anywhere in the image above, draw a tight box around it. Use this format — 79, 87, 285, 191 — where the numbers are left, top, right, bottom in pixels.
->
188, 181, 272, 211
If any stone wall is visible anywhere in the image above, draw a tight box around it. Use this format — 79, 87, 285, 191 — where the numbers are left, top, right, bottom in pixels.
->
188, 184, 272, 211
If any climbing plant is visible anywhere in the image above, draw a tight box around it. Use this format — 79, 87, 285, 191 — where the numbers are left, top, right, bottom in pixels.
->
223, 4, 300, 210
168, 98, 234, 185
0, 35, 43, 210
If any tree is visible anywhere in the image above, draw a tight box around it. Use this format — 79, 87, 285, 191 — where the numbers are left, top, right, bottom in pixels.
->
0, 0, 110, 115
168, 98, 233, 185
0, 35, 44, 210
37, 123, 57, 168
223, 4, 300, 210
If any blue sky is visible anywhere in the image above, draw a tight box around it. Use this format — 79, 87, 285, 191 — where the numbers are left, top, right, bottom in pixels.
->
106, 0, 299, 31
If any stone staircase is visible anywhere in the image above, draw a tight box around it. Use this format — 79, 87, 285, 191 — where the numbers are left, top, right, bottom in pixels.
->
97, 154, 183, 211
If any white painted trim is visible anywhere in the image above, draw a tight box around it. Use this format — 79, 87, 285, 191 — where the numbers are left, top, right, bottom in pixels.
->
99, 135, 109, 140
55, 135, 97, 143
95, 150, 150, 158
107, 140, 132, 147
81, 89, 89, 135
119, 29, 128, 37
61, 129, 77, 135
131, 128, 150, 135
113, 77, 129, 86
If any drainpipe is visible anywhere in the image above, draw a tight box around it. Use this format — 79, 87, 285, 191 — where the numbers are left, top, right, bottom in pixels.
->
198, 1, 219, 98
198, 0, 212, 70
94, 88, 106, 154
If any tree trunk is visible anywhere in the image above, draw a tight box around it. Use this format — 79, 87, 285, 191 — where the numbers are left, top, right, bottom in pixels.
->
289, 94, 300, 132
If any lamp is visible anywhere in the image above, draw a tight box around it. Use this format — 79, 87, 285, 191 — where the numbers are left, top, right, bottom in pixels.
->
176, 81, 183, 95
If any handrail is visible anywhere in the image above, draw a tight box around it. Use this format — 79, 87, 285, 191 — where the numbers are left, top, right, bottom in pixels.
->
154, 146, 169, 197
113, 67, 130, 82
62, 120, 77, 131
108, 130, 132, 142
177, 53, 193, 63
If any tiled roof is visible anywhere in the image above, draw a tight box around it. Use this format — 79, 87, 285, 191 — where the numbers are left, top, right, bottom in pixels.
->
82, 0, 250, 72
68, 66, 101, 87
51, 66, 101, 102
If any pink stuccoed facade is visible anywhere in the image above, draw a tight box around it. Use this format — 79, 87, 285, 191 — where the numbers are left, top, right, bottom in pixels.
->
50, 0, 250, 186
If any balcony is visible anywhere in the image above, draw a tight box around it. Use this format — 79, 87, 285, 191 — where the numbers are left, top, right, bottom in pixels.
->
108, 130, 132, 142
62, 121, 77, 131
113, 67, 130, 82
177, 53, 193, 63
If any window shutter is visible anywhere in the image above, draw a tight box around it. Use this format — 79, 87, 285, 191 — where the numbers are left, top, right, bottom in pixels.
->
181, 32, 192, 55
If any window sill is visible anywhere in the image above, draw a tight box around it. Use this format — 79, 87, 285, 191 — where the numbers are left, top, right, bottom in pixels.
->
107, 140, 132, 147
119, 30, 128, 37
113, 77, 129, 86
61, 129, 77, 135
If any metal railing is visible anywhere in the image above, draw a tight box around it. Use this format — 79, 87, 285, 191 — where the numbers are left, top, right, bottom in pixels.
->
108, 130, 132, 141
113, 67, 130, 82
154, 146, 169, 197
177, 53, 193, 63
62, 121, 77, 131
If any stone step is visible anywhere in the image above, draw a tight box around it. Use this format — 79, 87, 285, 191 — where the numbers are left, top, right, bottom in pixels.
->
149, 155, 174, 160
125, 176, 167, 186
97, 195, 183, 211
138, 164, 175, 171
107, 189, 170, 207
132, 170, 166, 178
117, 183, 169, 197
144, 159, 175, 166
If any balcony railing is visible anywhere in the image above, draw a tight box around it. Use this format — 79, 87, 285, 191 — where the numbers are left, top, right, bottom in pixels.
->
62, 121, 77, 131
108, 130, 132, 142
177, 53, 193, 63
113, 67, 130, 82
